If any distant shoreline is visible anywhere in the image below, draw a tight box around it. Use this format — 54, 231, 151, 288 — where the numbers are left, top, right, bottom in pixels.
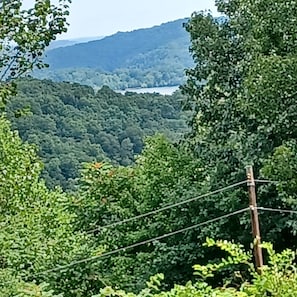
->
115, 85, 180, 95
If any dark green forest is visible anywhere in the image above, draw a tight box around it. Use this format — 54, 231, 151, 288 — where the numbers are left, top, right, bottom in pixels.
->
1, 0, 297, 296
7, 78, 188, 189
34, 19, 194, 89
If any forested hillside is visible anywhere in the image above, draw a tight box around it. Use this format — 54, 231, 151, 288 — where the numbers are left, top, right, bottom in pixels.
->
34, 19, 194, 89
7, 78, 188, 189
44, 19, 190, 71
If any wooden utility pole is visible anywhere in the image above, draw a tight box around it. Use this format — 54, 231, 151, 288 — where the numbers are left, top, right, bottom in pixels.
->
246, 165, 263, 273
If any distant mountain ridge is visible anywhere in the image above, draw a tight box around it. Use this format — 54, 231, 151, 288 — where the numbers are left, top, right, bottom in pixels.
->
47, 36, 105, 50
35, 18, 194, 89
44, 18, 191, 70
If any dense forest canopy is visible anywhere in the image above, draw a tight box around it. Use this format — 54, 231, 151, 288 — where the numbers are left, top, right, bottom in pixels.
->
7, 78, 189, 190
1, 0, 297, 296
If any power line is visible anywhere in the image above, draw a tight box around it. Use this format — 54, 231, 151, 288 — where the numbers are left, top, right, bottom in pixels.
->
28, 207, 250, 278
85, 180, 248, 234
254, 179, 280, 184
257, 206, 297, 215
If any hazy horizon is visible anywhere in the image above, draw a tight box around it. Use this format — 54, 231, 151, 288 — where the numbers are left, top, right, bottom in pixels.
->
22, 0, 218, 40
54, 17, 192, 41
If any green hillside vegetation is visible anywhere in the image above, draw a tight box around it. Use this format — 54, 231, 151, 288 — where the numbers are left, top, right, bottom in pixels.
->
1, 114, 297, 296
7, 78, 188, 189
1, 0, 297, 296
99, 240, 297, 297
34, 19, 194, 89
43, 19, 191, 71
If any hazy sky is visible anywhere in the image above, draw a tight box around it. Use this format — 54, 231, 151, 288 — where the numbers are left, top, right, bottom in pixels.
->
23, 0, 218, 39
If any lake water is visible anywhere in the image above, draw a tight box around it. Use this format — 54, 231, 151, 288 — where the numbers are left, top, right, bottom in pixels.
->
116, 85, 180, 95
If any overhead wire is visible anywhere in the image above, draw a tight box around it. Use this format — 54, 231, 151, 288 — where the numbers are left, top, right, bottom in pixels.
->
5, 179, 286, 284
257, 206, 297, 215
254, 179, 280, 184
85, 179, 248, 234
27, 207, 250, 278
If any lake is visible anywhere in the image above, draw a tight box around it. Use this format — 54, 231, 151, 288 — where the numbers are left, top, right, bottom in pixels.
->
115, 85, 180, 95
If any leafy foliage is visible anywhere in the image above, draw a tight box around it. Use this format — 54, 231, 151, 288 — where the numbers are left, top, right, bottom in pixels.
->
0, 0, 71, 108
1, 0, 297, 296
68, 135, 208, 293
260, 141, 297, 235
181, 0, 297, 249
0, 116, 88, 296
98, 240, 297, 297
7, 78, 188, 189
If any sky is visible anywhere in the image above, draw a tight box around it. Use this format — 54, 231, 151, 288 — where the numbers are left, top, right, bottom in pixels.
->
23, 0, 218, 40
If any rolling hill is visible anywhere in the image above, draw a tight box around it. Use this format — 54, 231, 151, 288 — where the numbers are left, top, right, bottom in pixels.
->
34, 18, 194, 89
46, 36, 105, 50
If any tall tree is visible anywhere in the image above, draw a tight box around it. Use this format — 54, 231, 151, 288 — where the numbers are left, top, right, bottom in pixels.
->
0, 0, 71, 108
182, 0, 297, 246
72, 135, 207, 293
0, 116, 87, 296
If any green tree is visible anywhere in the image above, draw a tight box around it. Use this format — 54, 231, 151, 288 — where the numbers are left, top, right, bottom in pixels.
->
0, 116, 88, 296
182, 0, 297, 248
71, 135, 212, 293
98, 239, 297, 297
0, 0, 71, 108
7, 79, 188, 189
260, 140, 297, 238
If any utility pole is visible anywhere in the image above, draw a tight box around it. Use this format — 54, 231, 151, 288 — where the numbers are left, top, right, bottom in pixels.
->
246, 165, 263, 273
